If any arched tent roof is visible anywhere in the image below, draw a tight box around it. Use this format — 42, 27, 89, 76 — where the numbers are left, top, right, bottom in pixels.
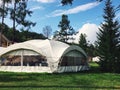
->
62, 45, 87, 58
0, 39, 88, 62
0, 42, 44, 57
0, 39, 89, 73
0, 47, 5, 50
0, 39, 88, 65
23, 39, 70, 63
0, 47, 6, 55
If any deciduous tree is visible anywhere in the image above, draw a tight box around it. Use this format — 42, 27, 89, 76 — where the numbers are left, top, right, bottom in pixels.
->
43, 26, 52, 39
0, 0, 11, 46
9, 0, 35, 42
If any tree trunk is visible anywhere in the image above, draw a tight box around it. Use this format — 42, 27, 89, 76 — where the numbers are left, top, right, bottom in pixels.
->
12, 1, 16, 43
0, 0, 5, 46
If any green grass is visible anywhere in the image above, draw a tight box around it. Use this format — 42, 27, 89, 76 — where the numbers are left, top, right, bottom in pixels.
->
0, 62, 120, 90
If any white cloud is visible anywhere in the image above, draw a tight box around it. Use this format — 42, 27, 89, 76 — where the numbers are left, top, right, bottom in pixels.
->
30, 6, 44, 11
47, 1, 100, 17
74, 23, 99, 44
33, 0, 55, 3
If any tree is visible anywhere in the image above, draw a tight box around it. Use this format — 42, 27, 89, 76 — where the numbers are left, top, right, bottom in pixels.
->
61, 0, 73, 5
0, 0, 11, 46
42, 26, 52, 39
87, 44, 97, 61
14, 0, 36, 30
78, 34, 97, 61
1, 23, 46, 42
53, 30, 60, 40
9, 0, 35, 42
61, 0, 103, 5
97, 0, 120, 73
78, 33, 88, 52
55, 14, 75, 43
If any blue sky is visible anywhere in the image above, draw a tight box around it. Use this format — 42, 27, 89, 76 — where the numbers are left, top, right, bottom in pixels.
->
1, 0, 120, 43
25, 0, 120, 33
27, 0, 103, 33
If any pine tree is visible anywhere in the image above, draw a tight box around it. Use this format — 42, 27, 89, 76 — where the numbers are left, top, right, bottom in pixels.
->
57, 14, 75, 43
79, 33, 88, 52
79, 34, 97, 61
97, 0, 120, 73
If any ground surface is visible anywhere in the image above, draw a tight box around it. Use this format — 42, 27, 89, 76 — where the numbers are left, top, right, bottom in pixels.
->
0, 62, 120, 90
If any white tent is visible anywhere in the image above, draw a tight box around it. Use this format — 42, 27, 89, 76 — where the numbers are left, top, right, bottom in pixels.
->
0, 47, 5, 50
92, 56, 100, 62
0, 39, 89, 73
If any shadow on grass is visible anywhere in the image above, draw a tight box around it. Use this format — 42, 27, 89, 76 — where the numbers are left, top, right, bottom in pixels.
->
0, 72, 39, 82
0, 85, 119, 89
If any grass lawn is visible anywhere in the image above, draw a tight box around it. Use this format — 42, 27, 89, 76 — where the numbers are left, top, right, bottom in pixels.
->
0, 62, 120, 90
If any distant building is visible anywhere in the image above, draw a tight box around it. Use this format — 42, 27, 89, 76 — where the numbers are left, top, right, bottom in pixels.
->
0, 33, 12, 47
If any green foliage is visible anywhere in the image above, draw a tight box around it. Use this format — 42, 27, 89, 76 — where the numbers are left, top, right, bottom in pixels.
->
0, 0, 9, 19
79, 33, 88, 52
87, 44, 97, 57
9, 0, 35, 42
0, 0, 12, 46
13, 0, 35, 29
0, 23, 46, 42
61, 0, 73, 5
78, 34, 97, 58
54, 14, 75, 43
61, 0, 103, 6
97, 0, 120, 73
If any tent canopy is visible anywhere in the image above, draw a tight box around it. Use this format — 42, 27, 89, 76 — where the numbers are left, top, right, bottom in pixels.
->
0, 39, 88, 73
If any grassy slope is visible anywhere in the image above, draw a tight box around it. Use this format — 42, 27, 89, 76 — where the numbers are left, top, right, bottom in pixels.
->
0, 62, 120, 90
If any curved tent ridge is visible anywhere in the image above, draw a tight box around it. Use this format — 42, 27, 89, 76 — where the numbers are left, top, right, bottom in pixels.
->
0, 42, 45, 57
23, 39, 70, 62
0, 47, 6, 56
24, 39, 54, 60
0, 39, 89, 73
48, 40, 70, 61
0, 47, 5, 51
61, 45, 88, 59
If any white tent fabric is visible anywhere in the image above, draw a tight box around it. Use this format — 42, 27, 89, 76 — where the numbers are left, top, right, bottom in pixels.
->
92, 56, 100, 62
0, 39, 89, 73
0, 42, 44, 56
0, 47, 5, 50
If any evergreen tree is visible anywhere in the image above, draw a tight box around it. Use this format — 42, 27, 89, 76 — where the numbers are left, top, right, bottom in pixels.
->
79, 33, 88, 52
87, 44, 97, 61
57, 14, 75, 43
78, 34, 97, 61
97, 0, 120, 73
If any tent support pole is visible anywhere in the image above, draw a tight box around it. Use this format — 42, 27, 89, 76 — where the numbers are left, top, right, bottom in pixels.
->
21, 50, 23, 66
